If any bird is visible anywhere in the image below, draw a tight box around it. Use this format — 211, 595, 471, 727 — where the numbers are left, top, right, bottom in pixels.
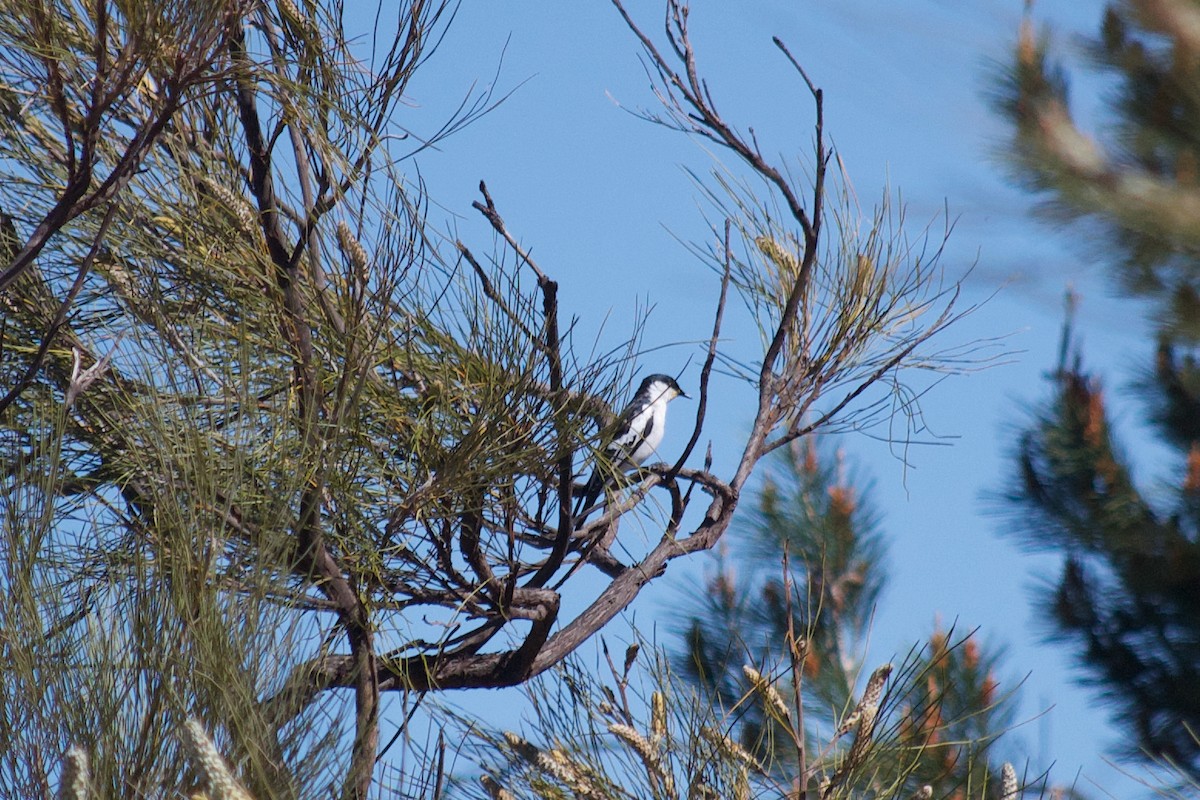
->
574, 373, 688, 528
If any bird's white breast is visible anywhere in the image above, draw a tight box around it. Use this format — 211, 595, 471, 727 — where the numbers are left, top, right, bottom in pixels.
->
626, 399, 667, 467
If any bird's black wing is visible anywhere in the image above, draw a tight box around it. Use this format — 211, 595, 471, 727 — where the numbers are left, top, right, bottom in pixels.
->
574, 411, 655, 528
609, 411, 653, 465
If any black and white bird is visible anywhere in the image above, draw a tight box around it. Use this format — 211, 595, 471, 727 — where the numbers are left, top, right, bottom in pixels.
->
574, 374, 688, 527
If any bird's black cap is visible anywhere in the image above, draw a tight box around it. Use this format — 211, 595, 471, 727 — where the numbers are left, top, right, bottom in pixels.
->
638, 373, 688, 399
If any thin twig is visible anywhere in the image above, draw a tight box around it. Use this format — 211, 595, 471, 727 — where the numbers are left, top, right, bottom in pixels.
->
0, 203, 118, 417
466, 181, 572, 589
669, 217, 732, 480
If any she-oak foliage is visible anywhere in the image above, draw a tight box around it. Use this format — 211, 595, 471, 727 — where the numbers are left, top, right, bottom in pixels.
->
0, 0, 975, 796
447, 443, 1019, 800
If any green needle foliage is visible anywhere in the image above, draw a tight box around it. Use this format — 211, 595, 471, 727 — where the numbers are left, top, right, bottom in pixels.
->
997, 0, 1200, 781
678, 439, 1015, 797
682, 439, 886, 732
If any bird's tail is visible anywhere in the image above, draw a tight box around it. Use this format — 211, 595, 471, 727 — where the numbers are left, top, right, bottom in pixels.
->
573, 469, 604, 530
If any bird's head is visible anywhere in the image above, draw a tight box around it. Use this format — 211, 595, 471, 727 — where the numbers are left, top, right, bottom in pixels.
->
638, 373, 689, 403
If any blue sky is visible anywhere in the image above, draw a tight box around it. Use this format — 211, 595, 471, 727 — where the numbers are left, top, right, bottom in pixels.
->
399, 1, 1161, 794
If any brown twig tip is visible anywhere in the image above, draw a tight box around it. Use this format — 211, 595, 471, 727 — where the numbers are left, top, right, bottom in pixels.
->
1018, 13, 1036, 67
59, 746, 90, 800
771, 35, 819, 97
1001, 762, 1019, 800
623, 642, 640, 674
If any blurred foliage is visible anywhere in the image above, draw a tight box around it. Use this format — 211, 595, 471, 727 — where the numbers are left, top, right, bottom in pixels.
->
998, 0, 1200, 780
677, 438, 1016, 797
